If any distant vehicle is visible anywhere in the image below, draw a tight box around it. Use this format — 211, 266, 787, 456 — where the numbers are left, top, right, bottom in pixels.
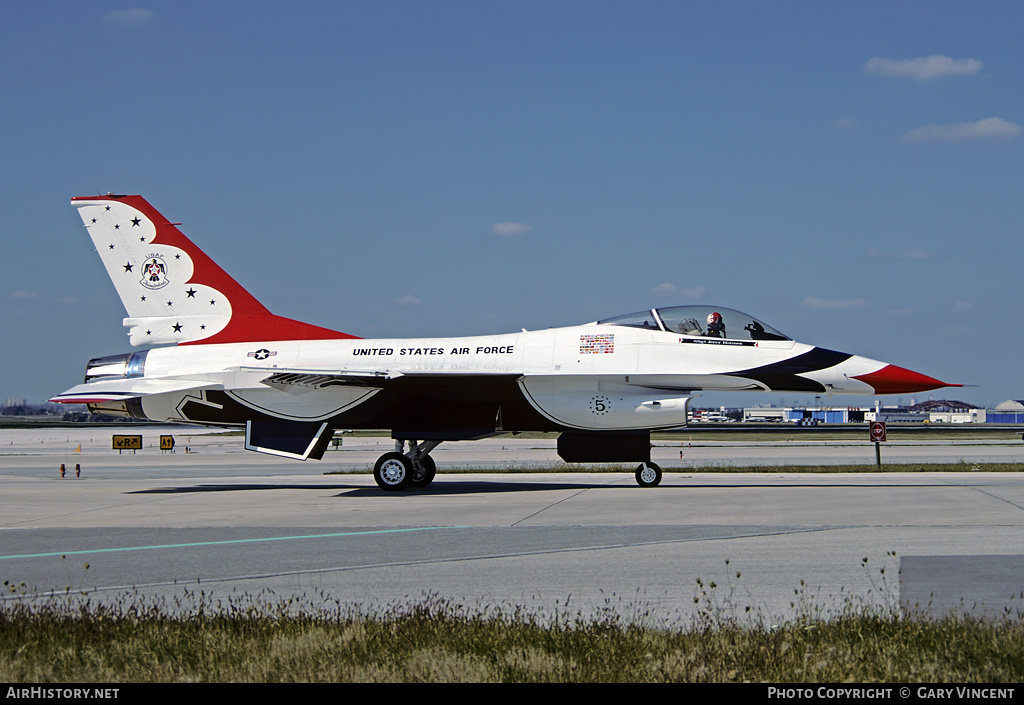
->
692, 409, 731, 423
51, 195, 961, 489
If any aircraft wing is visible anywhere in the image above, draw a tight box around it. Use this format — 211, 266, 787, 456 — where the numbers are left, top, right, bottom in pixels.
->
50, 378, 221, 404
246, 367, 519, 392
244, 367, 403, 391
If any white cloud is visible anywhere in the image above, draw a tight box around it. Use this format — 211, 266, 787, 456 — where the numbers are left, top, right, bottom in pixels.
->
899, 248, 932, 259
652, 283, 705, 298
103, 9, 158, 27
491, 222, 532, 237
901, 117, 1021, 143
832, 118, 861, 130
11, 290, 37, 300
800, 296, 866, 311
395, 294, 421, 306
864, 55, 982, 81
951, 300, 972, 313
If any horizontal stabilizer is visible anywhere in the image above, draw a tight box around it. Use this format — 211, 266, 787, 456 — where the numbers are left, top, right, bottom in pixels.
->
50, 378, 218, 404
245, 419, 332, 460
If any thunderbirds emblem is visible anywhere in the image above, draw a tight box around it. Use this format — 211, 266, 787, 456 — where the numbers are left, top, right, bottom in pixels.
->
140, 256, 169, 289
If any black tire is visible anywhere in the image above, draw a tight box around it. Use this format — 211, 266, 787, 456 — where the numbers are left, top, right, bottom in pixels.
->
409, 454, 437, 488
635, 462, 662, 487
374, 452, 412, 491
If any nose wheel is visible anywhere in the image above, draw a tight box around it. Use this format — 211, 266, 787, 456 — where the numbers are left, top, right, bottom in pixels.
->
635, 462, 662, 487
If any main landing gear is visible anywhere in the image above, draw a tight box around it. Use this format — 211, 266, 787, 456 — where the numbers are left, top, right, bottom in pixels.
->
373, 440, 439, 491
371, 439, 663, 490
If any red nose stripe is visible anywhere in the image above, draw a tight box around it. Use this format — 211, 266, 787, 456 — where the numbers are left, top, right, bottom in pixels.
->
852, 365, 960, 394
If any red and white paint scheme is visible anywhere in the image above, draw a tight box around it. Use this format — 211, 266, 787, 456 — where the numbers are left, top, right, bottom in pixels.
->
52, 195, 961, 489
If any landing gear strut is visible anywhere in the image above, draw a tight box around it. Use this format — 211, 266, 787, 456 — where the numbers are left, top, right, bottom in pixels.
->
635, 462, 662, 487
372, 440, 439, 491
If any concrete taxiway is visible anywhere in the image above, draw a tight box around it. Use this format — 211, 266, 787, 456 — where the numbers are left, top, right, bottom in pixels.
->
1, 426, 1023, 625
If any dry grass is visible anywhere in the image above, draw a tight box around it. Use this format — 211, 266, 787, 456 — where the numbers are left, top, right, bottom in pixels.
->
3, 580, 1023, 683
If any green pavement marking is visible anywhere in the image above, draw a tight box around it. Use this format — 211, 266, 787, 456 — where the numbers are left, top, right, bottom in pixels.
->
0, 526, 470, 560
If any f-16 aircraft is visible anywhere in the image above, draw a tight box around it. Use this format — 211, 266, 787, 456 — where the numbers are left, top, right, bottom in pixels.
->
51, 195, 961, 489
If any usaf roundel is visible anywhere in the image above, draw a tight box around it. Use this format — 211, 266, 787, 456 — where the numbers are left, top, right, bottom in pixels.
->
140, 256, 169, 290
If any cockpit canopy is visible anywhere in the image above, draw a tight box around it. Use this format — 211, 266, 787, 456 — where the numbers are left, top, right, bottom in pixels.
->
595, 306, 790, 342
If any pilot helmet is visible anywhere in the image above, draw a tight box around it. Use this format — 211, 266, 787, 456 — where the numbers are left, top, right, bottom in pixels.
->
707, 312, 722, 325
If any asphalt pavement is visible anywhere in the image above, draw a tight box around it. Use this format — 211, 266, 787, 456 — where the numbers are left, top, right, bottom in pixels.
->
2, 426, 1022, 625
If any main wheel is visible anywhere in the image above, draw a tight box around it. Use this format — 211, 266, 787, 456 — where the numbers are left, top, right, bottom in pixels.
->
635, 462, 662, 487
409, 454, 437, 488
374, 452, 412, 491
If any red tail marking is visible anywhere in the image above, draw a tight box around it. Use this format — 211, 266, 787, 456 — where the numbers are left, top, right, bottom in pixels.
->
73, 195, 359, 345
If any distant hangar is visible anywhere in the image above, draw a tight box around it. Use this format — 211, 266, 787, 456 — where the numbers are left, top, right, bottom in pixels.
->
740, 400, 1024, 424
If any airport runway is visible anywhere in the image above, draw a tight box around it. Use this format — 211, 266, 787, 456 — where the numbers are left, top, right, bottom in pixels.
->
1, 426, 1023, 625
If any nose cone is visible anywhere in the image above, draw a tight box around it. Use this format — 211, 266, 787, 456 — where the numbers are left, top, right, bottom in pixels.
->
852, 364, 962, 395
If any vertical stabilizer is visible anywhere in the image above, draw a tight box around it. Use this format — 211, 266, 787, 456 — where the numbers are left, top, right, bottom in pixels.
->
72, 194, 357, 346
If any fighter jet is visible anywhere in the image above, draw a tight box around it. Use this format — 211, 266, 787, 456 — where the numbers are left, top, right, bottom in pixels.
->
51, 195, 960, 489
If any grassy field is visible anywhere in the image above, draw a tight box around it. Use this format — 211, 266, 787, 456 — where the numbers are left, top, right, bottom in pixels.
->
2, 587, 1023, 683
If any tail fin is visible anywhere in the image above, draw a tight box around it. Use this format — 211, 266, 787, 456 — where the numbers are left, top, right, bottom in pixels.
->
72, 194, 358, 346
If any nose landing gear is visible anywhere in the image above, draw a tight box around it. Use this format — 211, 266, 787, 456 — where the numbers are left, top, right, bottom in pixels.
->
635, 462, 662, 487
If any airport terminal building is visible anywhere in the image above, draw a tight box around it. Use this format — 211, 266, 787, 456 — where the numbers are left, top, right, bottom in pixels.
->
737, 400, 1024, 425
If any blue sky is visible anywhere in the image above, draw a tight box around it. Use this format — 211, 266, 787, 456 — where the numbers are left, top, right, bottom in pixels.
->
2, 2, 1021, 409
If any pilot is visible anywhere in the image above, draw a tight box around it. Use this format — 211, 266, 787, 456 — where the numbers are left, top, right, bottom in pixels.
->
706, 312, 726, 338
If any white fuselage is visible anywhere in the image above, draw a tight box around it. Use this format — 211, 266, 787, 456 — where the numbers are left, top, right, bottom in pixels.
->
122, 322, 882, 432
